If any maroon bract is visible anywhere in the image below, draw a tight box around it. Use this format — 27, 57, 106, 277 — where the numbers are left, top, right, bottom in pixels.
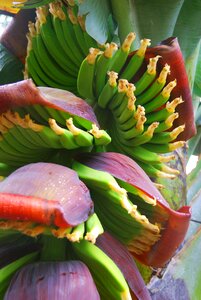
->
4, 261, 100, 300
0, 79, 98, 125
97, 232, 151, 300
0, 162, 93, 227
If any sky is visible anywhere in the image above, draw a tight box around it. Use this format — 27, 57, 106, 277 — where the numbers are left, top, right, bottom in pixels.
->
0, 14, 12, 36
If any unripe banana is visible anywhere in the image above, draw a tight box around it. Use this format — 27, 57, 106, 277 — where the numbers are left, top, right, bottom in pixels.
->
150, 125, 185, 144
136, 64, 171, 106
134, 55, 160, 96
109, 79, 128, 110
144, 79, 177, 114
120, 39, 151, 81
97, 71, 118, 108
95, 42, 118, 96
145, 96, 183, 124
72, 240, 132, 300
84, 213, 104, 244
143, 141, 186, 153
77, 48, 102, 103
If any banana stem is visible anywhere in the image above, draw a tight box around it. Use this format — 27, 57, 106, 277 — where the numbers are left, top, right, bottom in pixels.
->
39, 235, 67, 261
110, 0, 140, 49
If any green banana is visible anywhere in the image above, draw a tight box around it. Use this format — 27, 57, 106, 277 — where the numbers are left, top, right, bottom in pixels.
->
49, 2, 79, 73
2, 111, 45, 151
4, 111, 46, 148
89, 124, 111, 146
116, 114, 147, 141
153, 112, 179, 133
95, 42, 118, 96
109, 32, 136, 73
31, 23, 77, 85
123, 122, 159, 147
143, 141, 186, 153
72, 240, 132, 300
112, 94, 131, 119
134, 55, 160, 96
118, 105, 145, 131
144, 79, 177, 114
25, 116, 62, 148
109, 79, 128, 110
84, 213, 104, 244
91, 189, 160, 256
120, 39, 151, 81
134, 160, 178, 179
117, 179, 156, 206
66, 118, 93, 147
150, 125, 185, 144
26, 49, 70, 90
24, 52, 46, 87
48, 118, 80, 149
145, 96, 183, 124
61, 4, 85, 65
77, 48, 102, 103
117, 83, 136, 124
97, 71, 118, 108
66, 223, 85, 242
36, 7, 77, 73
136, 63, 171, 106
67, 6, 89, 56
77, 15, 99, 50
108, 120, 175, 164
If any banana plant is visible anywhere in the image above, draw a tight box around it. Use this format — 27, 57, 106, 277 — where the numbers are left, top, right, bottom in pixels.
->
0, 0, 201, 299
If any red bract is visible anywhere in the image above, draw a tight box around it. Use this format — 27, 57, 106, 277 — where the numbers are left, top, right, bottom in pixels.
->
75, 152, 191, 267
4, 261, 100, 300
143, 37, 195, 141
0, 162, 93, 227
0, 79, 98, 126
96, 232, 151, 300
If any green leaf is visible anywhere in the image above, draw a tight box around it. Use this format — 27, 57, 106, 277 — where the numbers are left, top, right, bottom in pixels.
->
78, 0, 113, 44
0, 43, 23, 85
173, 0, 201, 60
187, 157, 201, 204
187, 127, 201, 158
185, 188, 201, 241
148, 226, 201, 299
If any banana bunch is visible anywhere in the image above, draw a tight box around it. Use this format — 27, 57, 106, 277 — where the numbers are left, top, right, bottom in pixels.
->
73, 152, 191, 267
77, 34, 186, 178
73, 159, 161, 257
0, 80, 111, 170
25, 1, 99, 94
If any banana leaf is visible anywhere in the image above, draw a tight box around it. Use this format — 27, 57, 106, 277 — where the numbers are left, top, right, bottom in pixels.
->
187, 157, 201, 204
0, 43, 23, 84
148, 226, 201, 299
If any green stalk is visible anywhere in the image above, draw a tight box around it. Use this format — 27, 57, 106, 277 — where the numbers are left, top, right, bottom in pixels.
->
110, 0, 140, 49
39, 235, 67, 262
